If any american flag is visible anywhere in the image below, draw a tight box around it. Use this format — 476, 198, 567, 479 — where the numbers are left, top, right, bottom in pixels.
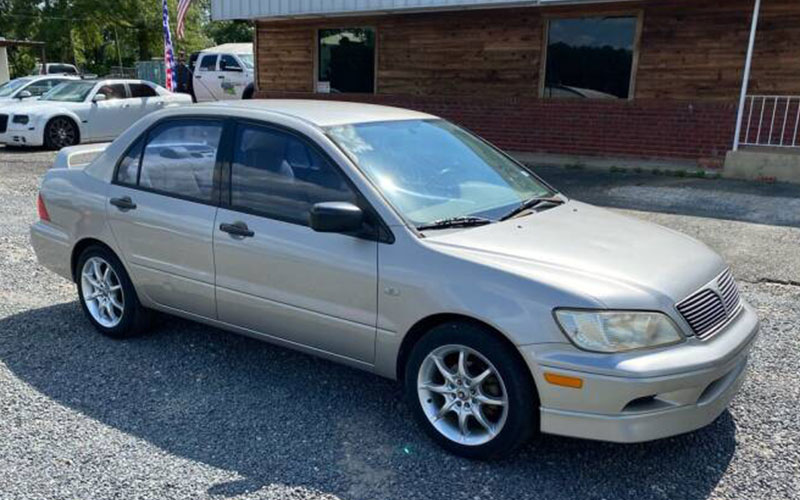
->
161, 0, 176, 92
177, 0, 193, 40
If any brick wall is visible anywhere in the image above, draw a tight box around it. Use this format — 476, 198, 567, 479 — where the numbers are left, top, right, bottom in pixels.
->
256, 91, 736, 167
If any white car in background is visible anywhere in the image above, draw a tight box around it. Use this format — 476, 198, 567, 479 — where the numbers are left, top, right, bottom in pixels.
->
30, 63, 80, 76
191, 43, 255, 102
0, 79, 192, 149
0, 75, 79, 104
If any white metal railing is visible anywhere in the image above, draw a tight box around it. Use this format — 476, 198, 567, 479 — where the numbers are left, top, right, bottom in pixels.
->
739, 95, 800, 148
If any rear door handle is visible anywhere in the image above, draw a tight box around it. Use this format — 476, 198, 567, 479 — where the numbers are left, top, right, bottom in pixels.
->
110, 196, 137, 211
219, 222, 254, 238
218, 75, 225, 79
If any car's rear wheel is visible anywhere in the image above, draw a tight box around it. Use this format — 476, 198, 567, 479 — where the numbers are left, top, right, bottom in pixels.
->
44, 117, 79, 149
76, 245, 150, 338
404, 321, 538, 459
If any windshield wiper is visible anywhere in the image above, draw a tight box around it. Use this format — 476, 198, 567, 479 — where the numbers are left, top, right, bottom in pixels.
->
417, 215, 493, 231
499, 195, 565, 221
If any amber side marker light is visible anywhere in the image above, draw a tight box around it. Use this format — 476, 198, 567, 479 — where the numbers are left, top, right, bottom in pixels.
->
544, 372, 584, 389
37, 193, 50, 222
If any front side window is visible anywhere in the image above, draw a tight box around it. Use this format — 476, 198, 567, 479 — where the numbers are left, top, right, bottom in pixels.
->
129, 83, 158, 98
544, 16, 638, 99
96, 84, 127, 100
200, 54, 218, 71
41, 81, 95, 102
326, 120, 553, 227
220, 54, 241, 71
317, 28, 375, 93
231, 124, 356, 225
138, 120, 223, 202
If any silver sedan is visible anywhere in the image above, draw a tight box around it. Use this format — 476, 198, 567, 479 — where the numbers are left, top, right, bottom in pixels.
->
31, 100, 759, 459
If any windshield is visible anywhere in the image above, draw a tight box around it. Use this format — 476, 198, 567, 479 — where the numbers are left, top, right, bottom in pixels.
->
41, 81, 95, 102
0, 78, 31, 97
327, 119, 554, 227
238, 54, 254, 69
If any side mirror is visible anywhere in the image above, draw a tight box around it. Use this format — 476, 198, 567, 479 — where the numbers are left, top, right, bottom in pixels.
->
309, 202, 363, 233
92, 93, 107, 103
16, 90, 32, 99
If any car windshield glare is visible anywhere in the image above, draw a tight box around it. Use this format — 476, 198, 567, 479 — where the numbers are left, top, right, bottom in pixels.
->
326, 119, 553, 227
238, 54, 254, 69
41, 81, 95, 102
0, 78, 31, 97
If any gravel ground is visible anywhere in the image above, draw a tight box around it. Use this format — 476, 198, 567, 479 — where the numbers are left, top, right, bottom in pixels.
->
0, 148, 798, 500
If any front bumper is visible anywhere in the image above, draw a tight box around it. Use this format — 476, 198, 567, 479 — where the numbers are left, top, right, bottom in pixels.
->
521, 302, 759, 443
0, 125, 44, 147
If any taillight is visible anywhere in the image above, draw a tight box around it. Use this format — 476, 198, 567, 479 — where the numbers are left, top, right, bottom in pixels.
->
37, 193, 50, 221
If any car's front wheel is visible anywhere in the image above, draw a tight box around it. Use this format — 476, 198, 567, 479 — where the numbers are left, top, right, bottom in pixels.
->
76, 245, 151, 338
405, 321, 538, 459
44, 117, 79, 149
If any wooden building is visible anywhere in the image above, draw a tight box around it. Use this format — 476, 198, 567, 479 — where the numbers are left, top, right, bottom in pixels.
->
211, 0, 799, 177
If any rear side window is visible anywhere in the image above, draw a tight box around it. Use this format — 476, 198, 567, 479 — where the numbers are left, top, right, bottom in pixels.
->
138, 120, 223, 202
129, 83, 158, 98
115, 139, 144, 185
230, 124, 356, 225
199, 54, 218, 71
50, 64, 77, 74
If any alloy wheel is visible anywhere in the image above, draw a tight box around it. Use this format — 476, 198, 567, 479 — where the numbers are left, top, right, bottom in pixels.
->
48, 118, 77, 148
417, 344, 509, 446
80, 256, 124, 328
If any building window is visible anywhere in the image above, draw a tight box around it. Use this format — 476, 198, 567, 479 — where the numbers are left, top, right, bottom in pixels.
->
317, 28, 375, 94
543, 16, 638, 99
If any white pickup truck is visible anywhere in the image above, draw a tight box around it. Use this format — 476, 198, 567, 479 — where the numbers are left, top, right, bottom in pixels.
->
190, 43, 255, 102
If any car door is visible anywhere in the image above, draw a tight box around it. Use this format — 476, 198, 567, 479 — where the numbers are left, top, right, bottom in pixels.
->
127, 82, 164, 120
213, 121, 379, 362
193, 54, 218, 102
85, 83, 129, 140
217, 54, 247, 100
106, 118, 224, 318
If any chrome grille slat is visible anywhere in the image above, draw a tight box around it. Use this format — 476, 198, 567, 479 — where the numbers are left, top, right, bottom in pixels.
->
676, 269, 742, 340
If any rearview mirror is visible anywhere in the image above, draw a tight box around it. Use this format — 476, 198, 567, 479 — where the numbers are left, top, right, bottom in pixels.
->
16, 90, 32, 99
92, 93, 107, 103
310, 202, 363, 233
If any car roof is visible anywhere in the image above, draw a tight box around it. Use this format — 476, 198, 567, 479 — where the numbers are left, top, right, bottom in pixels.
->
202, 99, 437, 127
199, 43, 253, 55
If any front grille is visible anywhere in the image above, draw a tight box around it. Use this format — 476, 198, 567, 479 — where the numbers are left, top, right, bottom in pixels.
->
0, 114, 7, 133
676, 269, 742, 339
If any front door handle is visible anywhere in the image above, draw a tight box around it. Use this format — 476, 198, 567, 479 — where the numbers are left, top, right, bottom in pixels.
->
219, 221, 254, 238
110, 196, 137, 211
218, 75, 225, 79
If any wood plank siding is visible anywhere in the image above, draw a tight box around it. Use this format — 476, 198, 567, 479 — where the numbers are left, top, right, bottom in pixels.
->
255, 0, 800, 102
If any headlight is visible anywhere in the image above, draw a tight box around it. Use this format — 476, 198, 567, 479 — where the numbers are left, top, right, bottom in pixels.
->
12, 115, 29, 125
554, 309, 684, 353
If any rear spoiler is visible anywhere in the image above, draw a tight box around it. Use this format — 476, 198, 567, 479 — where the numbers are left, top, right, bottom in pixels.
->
53, 143, 111, 170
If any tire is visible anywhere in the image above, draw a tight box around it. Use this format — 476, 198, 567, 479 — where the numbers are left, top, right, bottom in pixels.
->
75, 245, 151, 339
44, 116, 79, 150
404, 321, 538, 459
242, 84, 254, 100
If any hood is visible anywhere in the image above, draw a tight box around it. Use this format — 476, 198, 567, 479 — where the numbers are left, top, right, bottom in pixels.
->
423, 201, 726, 308
0, 99, 77, 115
